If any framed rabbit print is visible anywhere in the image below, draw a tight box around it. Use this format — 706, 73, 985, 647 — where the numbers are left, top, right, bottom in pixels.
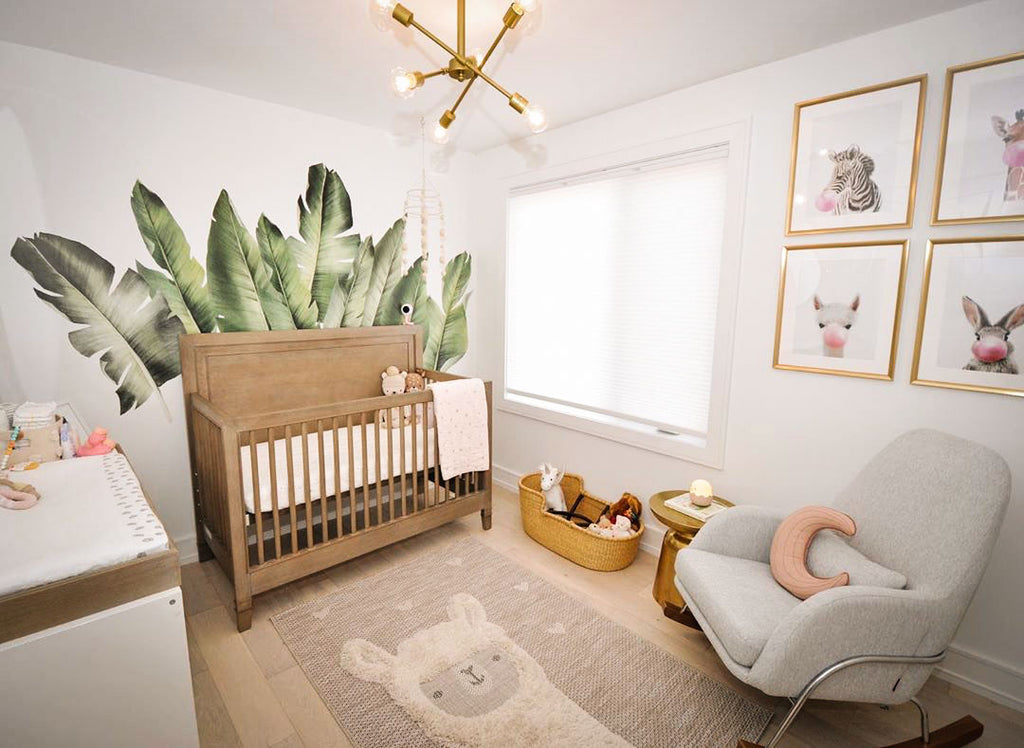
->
785, 75, 927, 235
932, 51, 1024, 225
912, 237, 1024, 397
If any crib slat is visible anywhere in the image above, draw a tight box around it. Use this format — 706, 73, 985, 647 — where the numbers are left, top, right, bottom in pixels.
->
285, 424, 298, 552
385, 410, 395, 522
399, 410, 407, 518
317, 420, 327, 544
422, 401, 430, 508
374, 418, 383, 526
360, 411, 370, 529
267, 427, 282, 560
301, 422, 313, 549
332, 417, 341, 539
346, 415, 356, 533
410, 407, 418, 513
249, 431, 264, 565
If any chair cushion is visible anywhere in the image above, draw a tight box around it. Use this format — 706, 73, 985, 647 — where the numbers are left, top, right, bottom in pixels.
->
675, 548, 801, 667
807, 531, 907, 590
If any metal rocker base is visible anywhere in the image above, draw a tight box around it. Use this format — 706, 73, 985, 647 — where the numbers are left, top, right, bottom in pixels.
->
736, 653, 984, 748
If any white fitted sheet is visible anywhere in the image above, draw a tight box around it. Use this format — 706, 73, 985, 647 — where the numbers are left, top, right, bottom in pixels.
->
240, 420, 435, 514
0, 453, 169, 597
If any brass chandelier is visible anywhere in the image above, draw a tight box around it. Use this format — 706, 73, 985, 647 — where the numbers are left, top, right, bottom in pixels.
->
374, 0, 547, 143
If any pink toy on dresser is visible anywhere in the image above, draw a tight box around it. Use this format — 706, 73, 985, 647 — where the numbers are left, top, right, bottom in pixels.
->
76, 428, 116, 457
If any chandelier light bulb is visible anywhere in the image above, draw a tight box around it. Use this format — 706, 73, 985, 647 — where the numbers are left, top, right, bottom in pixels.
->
390, 67, 418, 99
432, 122, 451, 145
374, 0, 397, 16
516, 0, 540, 13
523, 103, 548, 134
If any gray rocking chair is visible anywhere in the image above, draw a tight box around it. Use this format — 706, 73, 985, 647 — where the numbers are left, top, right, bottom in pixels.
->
674, 430, 1010, 747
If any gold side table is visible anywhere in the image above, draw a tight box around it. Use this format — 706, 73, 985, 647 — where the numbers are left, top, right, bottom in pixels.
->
650, 490, 733, 623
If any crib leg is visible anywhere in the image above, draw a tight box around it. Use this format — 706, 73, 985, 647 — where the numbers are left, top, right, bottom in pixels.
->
481, 507, 492, 531
235, 598, 253, 632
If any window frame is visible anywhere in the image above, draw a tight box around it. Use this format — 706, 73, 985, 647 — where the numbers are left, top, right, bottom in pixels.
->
497, 121, 750, 469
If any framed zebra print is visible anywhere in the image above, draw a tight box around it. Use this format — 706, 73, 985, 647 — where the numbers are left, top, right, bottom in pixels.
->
932, 51, 1024, 226
911, 237, 1024, 398
785, 75, 927, 235
773, 240, 909, 380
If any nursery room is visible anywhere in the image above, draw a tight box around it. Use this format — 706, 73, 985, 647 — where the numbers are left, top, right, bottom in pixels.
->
2, 0, 1024, 746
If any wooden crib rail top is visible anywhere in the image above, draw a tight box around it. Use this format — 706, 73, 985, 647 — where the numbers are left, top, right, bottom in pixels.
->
180, 326, 425, 417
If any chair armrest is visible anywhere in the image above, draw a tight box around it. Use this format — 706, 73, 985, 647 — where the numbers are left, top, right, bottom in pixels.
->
747, 585, 943, 699
688, 505, 787, 563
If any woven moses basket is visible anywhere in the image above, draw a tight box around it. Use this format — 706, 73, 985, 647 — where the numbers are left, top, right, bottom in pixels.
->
518, 472, 643, 571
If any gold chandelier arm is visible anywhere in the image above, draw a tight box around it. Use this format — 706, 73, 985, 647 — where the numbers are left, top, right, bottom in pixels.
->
448, 22, 510, 115
402, 15, 512, 99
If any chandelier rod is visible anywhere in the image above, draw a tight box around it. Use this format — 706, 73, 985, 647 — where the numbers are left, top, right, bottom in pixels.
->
396, 8, 512, 100
450, 18, 510, 116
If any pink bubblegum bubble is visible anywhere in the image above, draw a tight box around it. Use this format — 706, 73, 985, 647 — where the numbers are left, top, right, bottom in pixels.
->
1003, 140, 1024, 169
972, 338, 1008, 363
815, 191, 837, 213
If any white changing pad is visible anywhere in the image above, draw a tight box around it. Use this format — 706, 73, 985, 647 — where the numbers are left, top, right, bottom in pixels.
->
241, 420, 435, 514
0, 453, 169, 597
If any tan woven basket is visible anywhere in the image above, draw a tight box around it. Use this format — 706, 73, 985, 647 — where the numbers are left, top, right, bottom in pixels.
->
518, 472, 643, 571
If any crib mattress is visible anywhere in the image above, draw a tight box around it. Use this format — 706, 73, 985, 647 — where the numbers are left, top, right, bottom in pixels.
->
0, 453, 169, 597
240, 420, 435, 514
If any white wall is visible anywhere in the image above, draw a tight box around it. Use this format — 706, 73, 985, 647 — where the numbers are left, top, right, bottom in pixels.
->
469, 0, 1024, 710
0, 41, 476, 559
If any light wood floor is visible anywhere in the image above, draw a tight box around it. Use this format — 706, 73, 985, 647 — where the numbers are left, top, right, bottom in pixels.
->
181, 485, 1024, 747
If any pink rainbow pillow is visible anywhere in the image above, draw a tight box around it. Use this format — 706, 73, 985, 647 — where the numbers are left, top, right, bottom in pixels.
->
770, 506, 857, 600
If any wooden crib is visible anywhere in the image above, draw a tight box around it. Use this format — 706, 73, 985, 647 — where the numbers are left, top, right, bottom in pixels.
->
180, 326, 492, 631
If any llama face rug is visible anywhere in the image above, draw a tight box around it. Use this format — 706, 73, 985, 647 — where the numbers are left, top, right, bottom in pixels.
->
273, 539, 771, 747
341, 593, 627, 747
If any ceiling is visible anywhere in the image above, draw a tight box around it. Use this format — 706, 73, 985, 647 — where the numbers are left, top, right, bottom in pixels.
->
0, 0, 984, 152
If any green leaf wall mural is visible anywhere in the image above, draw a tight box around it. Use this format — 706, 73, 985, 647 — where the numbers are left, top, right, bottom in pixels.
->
10, 164, 471, 415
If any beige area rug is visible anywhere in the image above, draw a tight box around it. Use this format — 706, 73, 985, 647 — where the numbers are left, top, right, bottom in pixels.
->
272, 539, 772, 747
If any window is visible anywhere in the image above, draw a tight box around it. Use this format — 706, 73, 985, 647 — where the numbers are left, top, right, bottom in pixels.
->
502, 124, 747, 466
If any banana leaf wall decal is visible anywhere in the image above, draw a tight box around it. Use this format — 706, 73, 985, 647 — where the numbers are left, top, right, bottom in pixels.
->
256, 214, 319, 329
424, 252, 472, 371
295, 164, 363, 322
11, 233, 185, 417
131, 181, 216, 335
8, 163, 471, 416
207, 190, 294, 332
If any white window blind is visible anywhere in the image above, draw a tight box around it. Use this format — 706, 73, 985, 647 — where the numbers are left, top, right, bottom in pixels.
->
505, 145, 729, 439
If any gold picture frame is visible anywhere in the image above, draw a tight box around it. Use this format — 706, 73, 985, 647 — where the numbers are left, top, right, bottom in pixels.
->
910, 236, 1024, 398
773, 240, 909, 380
785, 75, 927, 236
931, 51, 1024, 226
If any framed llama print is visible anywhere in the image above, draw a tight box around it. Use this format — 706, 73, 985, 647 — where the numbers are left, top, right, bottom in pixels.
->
785, 75, 927, 235
932, 51, 1024, 225
774, 241, 908, 380
911, 237, 1024, 397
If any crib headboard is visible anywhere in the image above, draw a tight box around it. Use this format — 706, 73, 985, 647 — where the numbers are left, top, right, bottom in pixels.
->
179, 326, 424, 416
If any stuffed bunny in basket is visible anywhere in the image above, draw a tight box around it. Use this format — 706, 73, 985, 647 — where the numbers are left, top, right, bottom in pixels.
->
538, 463, 566, 513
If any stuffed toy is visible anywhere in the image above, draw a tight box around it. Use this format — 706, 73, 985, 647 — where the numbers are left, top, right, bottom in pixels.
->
379, 366, 407, 428
606, 492, 643, 531
0, 477, 39, 510
76, 427, 116, 457
587, 515, 633, 539
538, 462, 566, 513
404, 370, 436, 428
403, 371, 424, 426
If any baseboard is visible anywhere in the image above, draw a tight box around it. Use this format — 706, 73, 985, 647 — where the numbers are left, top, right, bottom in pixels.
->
937, 644, 1024, 714
173, 532, 199, 566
